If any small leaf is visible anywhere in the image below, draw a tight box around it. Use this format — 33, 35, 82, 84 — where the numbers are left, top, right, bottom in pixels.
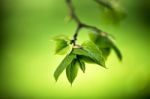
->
54, 53, 76, 81
55, 39, 70, 55
66, 59, 79, 84
77, 57, 86, 73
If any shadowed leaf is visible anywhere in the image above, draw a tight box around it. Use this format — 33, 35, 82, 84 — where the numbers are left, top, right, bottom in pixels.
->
89, 32, 122, 61
77, 57, 86, 73
101, 48, 111, 60
112, 44, 122, 61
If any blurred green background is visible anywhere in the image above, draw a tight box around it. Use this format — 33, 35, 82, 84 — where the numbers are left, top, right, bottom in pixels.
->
0, 0, 150, 98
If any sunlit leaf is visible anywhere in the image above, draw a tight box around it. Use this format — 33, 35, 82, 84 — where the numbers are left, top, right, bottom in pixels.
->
66, 59, 79, 84
55, 39, 70, 55
54, 53, 76, 81
53, 35, 71, 55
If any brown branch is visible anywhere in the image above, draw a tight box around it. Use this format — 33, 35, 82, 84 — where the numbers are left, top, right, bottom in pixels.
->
66, 0, 105, 45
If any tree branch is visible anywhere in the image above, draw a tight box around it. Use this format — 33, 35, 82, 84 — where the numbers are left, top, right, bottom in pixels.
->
66, 0, 105, 45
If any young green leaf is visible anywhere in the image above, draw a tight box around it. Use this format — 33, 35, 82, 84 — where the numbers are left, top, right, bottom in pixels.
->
54, 53, 76, 81
66, 59, 79, 84
55, 39, 70, 55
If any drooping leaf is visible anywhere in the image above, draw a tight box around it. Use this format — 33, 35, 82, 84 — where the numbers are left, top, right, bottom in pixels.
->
66, 59, 79, 84
111, 43, 122, 61
77, 57, 86, 73
72, 41, 105, 67
54, 53, 76, 81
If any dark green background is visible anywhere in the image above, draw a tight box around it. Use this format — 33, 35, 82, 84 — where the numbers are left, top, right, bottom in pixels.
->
1, 0, 150, 98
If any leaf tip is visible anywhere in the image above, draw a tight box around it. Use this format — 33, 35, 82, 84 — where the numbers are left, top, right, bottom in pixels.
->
54, 74, 58, 82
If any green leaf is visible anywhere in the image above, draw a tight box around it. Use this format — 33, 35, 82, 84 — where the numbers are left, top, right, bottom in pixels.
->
96, 0, 126, 23
73, 48, 100, 64
77, 57, 86, 73
72, 48, 89, 57
72, 41, 105, 67
101, 48, 111, 60
95, 0, 113, 10
66, 59, 79, 84
112, 44, 122, 61
89, 32, 112, 48
79, 56, 96, 64
82, 41, 105, 67
55, 39, 70, 55
54, 53, 76, 81
89, 32, 122, 61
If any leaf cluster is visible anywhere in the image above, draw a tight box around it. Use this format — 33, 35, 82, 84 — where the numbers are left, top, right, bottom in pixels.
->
53, 33, 122, 84
52, 0, 124, 85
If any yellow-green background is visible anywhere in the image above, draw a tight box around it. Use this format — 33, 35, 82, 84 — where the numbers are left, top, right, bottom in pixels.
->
1, 0, 150, 98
